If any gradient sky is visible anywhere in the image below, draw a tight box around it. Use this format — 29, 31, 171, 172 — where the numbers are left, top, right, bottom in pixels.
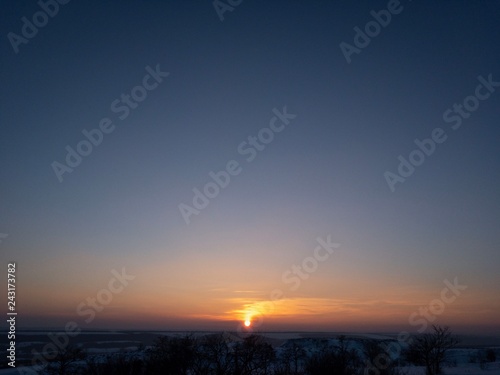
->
1, 1, 499, 334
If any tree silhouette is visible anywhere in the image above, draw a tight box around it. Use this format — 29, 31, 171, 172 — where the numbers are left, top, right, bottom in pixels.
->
146, 335, 196, 374
406, 325, 459, 375
278, 339, 307, 374
41, 346, 85, 375
305, 335, 361, 375
198, 333, 233, 374
233, 334, 275, 375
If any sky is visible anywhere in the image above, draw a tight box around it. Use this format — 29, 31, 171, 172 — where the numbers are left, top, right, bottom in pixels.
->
1, 0, 499, 334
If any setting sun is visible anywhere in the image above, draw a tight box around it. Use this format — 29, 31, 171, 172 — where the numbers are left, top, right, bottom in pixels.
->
244, 319, 251, 327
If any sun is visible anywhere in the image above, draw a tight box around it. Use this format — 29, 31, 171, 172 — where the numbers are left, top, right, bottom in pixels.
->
244, 319, 251, 327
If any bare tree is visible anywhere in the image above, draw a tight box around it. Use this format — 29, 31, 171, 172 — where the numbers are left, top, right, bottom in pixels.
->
41, 346, 85, 375
278, 340, 307, 374
406, 325, 459, 375
198, 333, 233, 375
305, 335, 361, 375
146, 335, 196, 374
233, 334, 275, 375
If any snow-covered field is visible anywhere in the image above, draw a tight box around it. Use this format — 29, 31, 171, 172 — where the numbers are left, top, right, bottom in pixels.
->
399, 363, 500, 375
2, 331, 499, 374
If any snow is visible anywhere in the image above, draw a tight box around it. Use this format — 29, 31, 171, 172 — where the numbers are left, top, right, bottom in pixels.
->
3, 332, 499, 374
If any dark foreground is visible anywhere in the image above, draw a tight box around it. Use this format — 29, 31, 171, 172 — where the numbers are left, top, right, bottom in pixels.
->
2, 329, 499, 374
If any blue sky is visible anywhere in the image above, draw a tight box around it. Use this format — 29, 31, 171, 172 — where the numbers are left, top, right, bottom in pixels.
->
1, 0, 499, 332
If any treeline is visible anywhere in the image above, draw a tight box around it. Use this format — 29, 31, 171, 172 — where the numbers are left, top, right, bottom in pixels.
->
34, 325, 471, 375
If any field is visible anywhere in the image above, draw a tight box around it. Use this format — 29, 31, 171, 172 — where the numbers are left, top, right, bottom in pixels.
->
2, 331, 499, 374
